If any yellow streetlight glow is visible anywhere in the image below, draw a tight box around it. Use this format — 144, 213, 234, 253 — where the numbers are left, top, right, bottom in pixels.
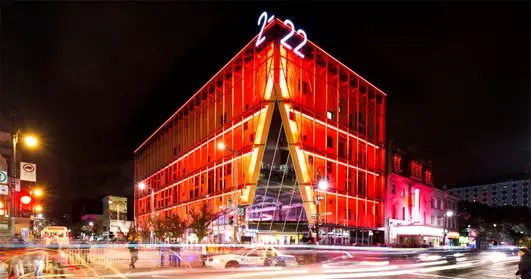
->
217, 142, 225, 150
24, 136, 38, 147
34, 205, 43, 212
33, 189, 43, 197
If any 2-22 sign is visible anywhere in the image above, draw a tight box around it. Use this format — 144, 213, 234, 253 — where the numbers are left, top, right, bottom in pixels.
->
256, 11, 308, 59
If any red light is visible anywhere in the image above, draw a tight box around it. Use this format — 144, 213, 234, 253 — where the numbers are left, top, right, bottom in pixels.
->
21, 196, 32, 205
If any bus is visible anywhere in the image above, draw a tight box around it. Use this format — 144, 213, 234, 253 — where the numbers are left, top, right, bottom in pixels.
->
42, 226, 70, 246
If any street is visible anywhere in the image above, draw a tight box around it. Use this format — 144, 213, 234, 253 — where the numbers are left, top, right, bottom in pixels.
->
57, 253, 520, 279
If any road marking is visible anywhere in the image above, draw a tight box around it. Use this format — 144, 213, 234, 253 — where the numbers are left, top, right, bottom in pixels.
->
408, 273, 464, 279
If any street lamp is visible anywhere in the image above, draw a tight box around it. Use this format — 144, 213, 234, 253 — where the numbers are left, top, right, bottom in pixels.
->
442, 210, 454, 246
24, 136, 38, 147
138, 182, 155, 243
314, 178, 328, 244
34, 205, 43, 213
32, 188, 43, 197
10, 128, 39, 236
217, 142, 241, 242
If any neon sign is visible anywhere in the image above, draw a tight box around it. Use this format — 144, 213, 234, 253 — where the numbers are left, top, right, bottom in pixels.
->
256, 11, 308, 59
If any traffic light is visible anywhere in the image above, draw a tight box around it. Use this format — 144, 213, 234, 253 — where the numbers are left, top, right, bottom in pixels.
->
229, 216, 234, 226
19, 192, 32, 218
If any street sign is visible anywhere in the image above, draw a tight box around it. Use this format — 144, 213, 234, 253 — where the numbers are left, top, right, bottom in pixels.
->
237, 207, 245, 216
0, 185, 8, 195
20, 162, 37, 182
0, 171, 7, 184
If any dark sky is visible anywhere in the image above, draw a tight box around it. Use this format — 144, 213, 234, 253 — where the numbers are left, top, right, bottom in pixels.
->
1, 2, 529, 218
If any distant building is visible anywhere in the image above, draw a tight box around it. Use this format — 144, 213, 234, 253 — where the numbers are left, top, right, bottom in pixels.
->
102, 196, 132, 238
384, 145, 459, 246
447, 173, 531, 207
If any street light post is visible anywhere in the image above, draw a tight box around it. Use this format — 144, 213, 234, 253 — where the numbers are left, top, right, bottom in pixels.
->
138, 182, 155, 243
10, 128, 38, 236
314, 178, 328, 245
442, 210, 454, 246
217, 142, 241, 243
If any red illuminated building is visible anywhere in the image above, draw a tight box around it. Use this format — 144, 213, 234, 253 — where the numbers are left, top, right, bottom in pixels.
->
134, 14, 386, 245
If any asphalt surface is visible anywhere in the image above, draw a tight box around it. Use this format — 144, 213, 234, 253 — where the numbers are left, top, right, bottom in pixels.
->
61, 255, 519, 279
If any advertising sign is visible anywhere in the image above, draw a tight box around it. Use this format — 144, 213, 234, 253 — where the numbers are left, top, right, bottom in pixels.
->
20, 162, 37, 182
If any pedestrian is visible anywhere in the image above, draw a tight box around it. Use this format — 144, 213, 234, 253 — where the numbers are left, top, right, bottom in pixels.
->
201, 243, 208, 267
516, 247, 531, 279
128, 239, 139, 268
33, 251, 44, 279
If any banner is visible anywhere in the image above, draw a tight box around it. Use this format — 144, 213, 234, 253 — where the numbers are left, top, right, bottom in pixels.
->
20, 162, 37, 182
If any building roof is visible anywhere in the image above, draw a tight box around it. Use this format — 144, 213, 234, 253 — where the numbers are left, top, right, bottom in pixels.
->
451, 171, 531, 188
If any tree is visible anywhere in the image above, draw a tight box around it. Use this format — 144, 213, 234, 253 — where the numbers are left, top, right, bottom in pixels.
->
188, 202, 216, 243
148, 215, 167, 241
166, 214, 188, 241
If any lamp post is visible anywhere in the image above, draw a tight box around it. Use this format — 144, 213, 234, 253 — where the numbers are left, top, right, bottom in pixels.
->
314, 178, 328, 245
10, 127, 39, 236
138, 182, 155, 243
442, 210, 454, 246
217, 142, 241, 242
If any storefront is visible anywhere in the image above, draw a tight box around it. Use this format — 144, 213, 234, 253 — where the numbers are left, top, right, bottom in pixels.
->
256, 232, 301, 245
392, 225, 445, 246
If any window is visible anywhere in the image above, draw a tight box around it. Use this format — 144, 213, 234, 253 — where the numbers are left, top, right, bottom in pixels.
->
299, 80, 309, 94
393, 155, 401, 172
327, 136, 333, 148
289, 111, 296, 121
357, 173, 366, 196
439, 199, 444, 210
327, 110, 334, 120
402, 207, 406, 221
244, 122, 249, 130
338, 99, 343, 113
391, 184, 396, 194
431, 215, 435, 225
338, 139, 346, 159
308, 155, 314, 164
391, 205, 396, 219
431, 198, 436, 208
326, 162, 333, 174
425, 170, 432, 184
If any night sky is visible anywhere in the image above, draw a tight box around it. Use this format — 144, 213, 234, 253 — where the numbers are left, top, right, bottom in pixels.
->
1, 2, 529, 219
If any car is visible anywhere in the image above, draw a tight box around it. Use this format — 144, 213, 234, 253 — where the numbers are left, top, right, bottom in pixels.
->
205, 246, 298, 269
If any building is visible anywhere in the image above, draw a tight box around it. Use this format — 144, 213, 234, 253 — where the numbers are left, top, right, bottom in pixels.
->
134, 15, 386, 245
447, 173, 531, 207
102, 196, 132, 239
384, 145, 459, 246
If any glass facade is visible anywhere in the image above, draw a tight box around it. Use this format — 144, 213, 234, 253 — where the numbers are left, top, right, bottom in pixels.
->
134, 19, 386, 244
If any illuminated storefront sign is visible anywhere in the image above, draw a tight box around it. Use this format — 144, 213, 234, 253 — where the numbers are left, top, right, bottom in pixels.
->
396, 225, 444, 237
459, 236, 470, 244
447, 232, 460, 239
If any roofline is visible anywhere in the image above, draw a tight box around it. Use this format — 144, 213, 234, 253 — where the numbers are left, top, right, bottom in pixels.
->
135, 18, 387, 153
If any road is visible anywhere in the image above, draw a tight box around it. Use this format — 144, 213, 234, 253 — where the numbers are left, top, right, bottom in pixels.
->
65, 254, 519, 279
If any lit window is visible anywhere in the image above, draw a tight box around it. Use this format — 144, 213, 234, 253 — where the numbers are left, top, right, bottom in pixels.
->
393, 155, 401, 172
327, 110, 334, 120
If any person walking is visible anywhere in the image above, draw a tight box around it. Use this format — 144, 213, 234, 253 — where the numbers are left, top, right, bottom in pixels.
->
128, 239, 139, 269
33, 251, 44, 279
516, 248, 531, 279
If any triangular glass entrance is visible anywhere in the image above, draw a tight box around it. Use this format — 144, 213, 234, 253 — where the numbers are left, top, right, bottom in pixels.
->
247, 102, 309, 234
